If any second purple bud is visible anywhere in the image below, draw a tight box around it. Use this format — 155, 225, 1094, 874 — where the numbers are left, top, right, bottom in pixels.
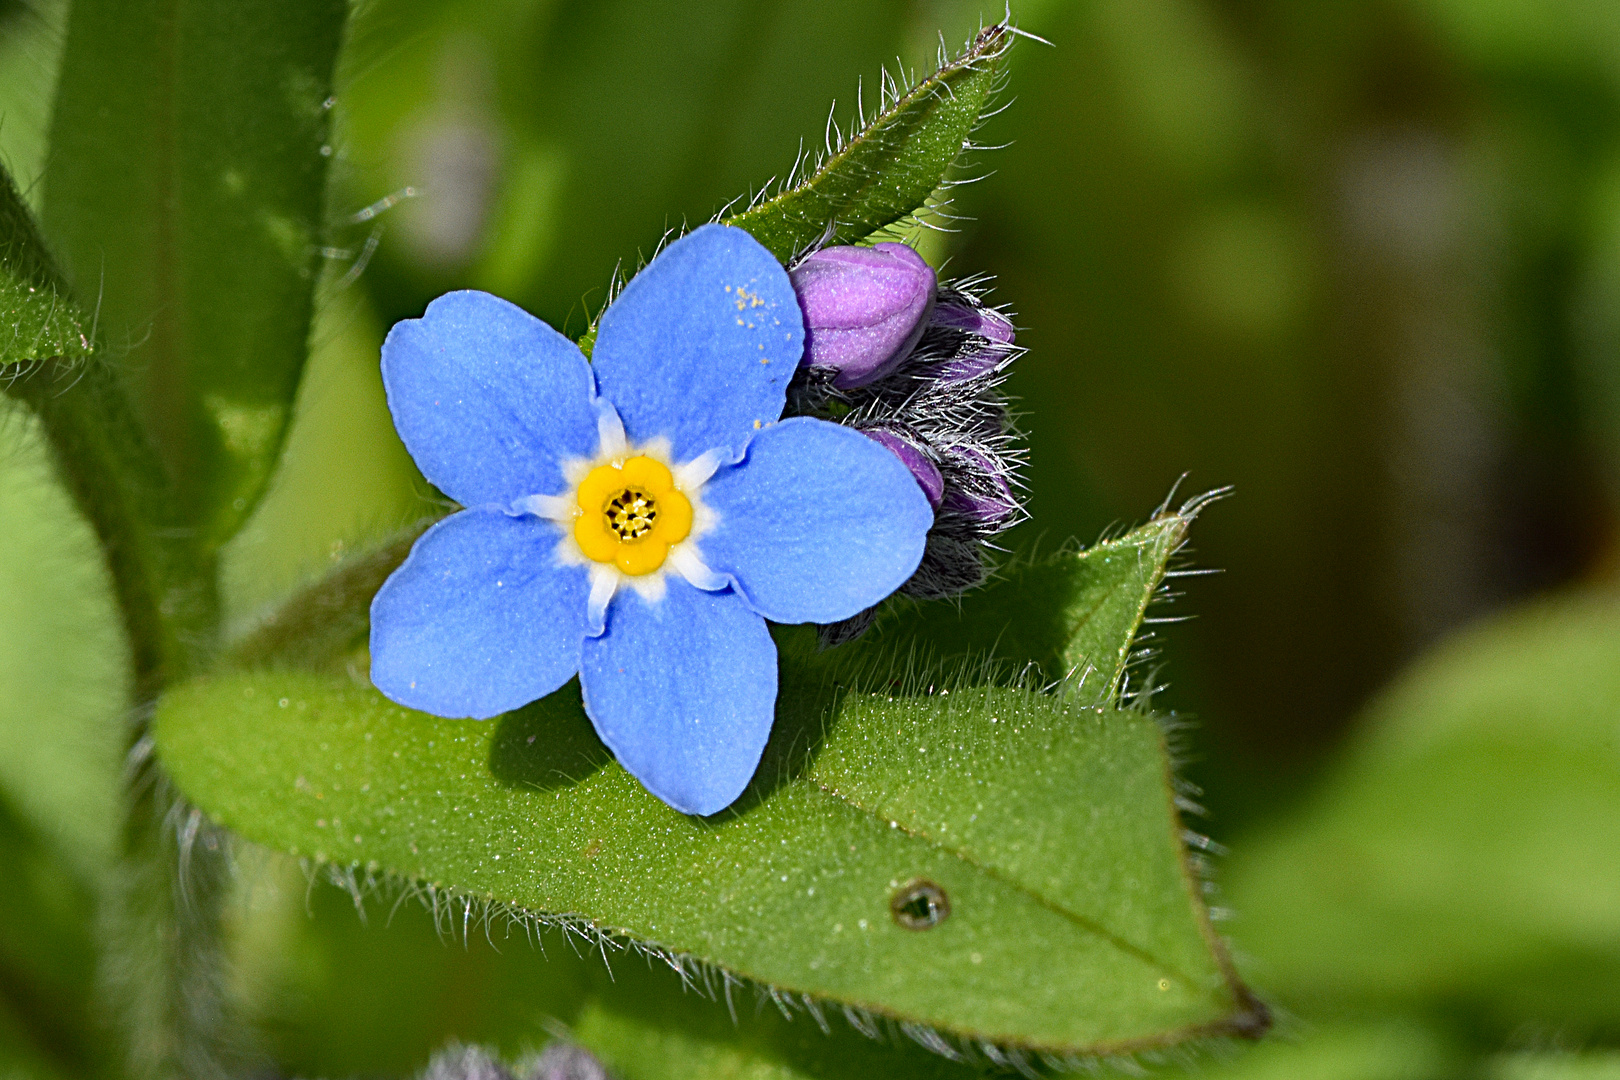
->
790, 243, 936, 388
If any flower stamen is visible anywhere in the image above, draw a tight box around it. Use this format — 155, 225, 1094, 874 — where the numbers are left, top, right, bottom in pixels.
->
606, 488, 658, 540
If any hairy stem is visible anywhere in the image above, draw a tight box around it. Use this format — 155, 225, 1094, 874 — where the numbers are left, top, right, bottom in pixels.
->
3, 354, 230, 1080
106, 742, 239, 1080
2, 358, 213, 700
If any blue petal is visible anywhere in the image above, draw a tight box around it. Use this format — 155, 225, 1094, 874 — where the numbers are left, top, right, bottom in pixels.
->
591, 224, 803, 463
382, 290, 598, 506
370, 509, 587, 719
698, 417, 932, 623
579, 580, 776, 815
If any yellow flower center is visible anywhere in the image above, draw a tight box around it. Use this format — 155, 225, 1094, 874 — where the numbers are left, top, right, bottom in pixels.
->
573, 455, 693, 576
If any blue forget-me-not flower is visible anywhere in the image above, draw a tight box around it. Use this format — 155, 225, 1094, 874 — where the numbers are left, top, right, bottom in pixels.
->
369, 224, 933, 815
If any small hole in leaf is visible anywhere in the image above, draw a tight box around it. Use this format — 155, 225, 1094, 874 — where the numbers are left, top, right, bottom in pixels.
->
890, 879, 950, 930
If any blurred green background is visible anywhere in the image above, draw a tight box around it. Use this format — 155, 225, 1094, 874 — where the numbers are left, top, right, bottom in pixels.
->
0, 0, 1617, 1076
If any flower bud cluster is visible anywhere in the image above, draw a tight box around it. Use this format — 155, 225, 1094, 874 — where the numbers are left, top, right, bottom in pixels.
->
421, 1042, 609, 1080
786, 243, 1026, 644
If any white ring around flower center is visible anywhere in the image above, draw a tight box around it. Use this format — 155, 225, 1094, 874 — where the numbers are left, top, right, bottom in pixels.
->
512, 400, 728, 634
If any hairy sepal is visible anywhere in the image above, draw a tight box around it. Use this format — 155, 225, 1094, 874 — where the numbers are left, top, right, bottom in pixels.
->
724, 23, 1012, 262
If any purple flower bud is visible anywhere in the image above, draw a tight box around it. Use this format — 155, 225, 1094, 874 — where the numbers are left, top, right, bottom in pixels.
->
938, 345, 1008, 385
943, 449, 1020, 529
790, 243, 936, 388
932, 298, 1016, 345
863, 429, 944, 508
932, 298, 1017, 383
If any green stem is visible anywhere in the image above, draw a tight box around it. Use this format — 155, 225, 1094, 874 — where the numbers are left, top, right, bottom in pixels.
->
1, 153, 227, 1080
104, 745, 238, 1080
3, 355, 231, 1080
4, 357, 233, 1080
2, 357, 212, 700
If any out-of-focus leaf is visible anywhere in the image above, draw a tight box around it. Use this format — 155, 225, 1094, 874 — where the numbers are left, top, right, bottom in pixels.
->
0, 406, 125, 874
0, 124, 234, 1080
0, 168, 124, 868
725, 23, 1010, 262
43, 0, 349, 552
226, 519, 430, 672
0, 0, 67, 213
1150, 1018, 1457, 1080
0, 1014, 74, 1080
1228, 588, 1620, 1033
1575, 165, 1620, 510
566, 948, 1008, 1080
235, 860, 591, 1077
157, 512, 1261, 1056
0, 792, 106, 1080
1489, 1051, 1620, 1080
337, 0, 914, 333
571, 18, 1006, 356
240, 865, 985, 1080
218, 287, 424, 634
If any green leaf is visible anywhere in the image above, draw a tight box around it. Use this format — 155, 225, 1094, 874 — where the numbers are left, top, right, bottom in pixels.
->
0, 402, 126, 875
843, 501, 1208, 703
159, 678, 1251, 1056
565, 944, 1011, 1080
1149, 1018, 1458, 1080
242, 865, 965, 1080
43, 0, 350, 552
1227, 587, 1620, 1033
226, 517, 433, 672
0, 174, 90, 366
157, 511, 1260, 1057
1488, 1052, 1620, 1080
724, 24, 1010, 262
0, 794, 106, 1080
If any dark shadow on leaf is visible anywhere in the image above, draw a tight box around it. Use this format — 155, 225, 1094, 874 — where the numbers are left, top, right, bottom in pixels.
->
719, 601, 1055, 823
857, 554, 1084, 680
486, 678, 612, 791
716, 625, 851, 819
